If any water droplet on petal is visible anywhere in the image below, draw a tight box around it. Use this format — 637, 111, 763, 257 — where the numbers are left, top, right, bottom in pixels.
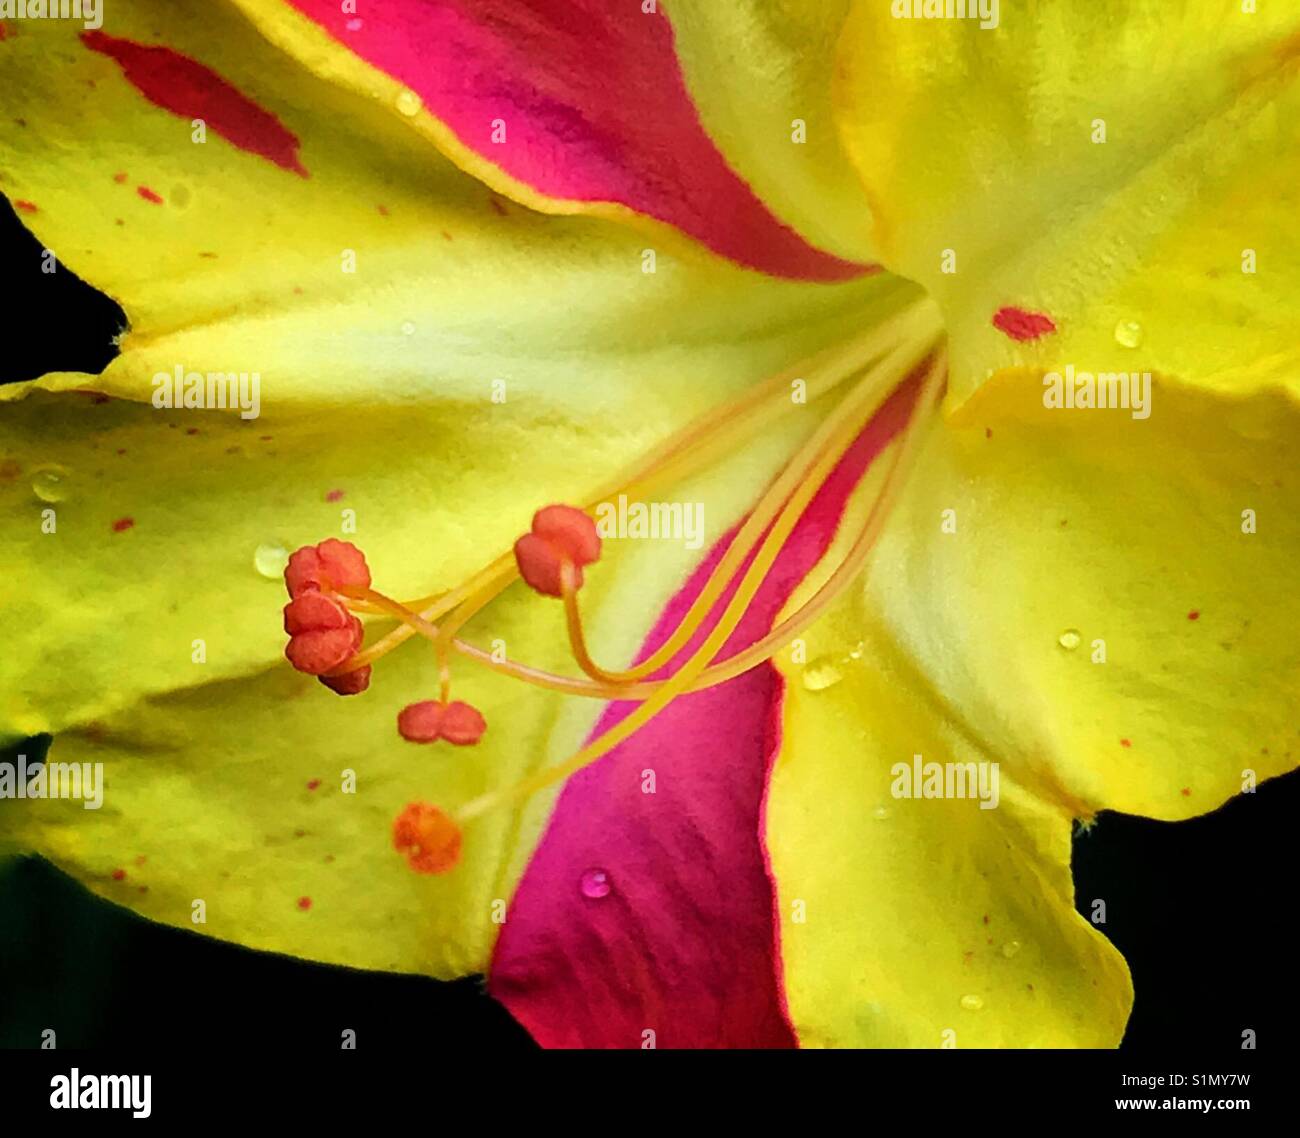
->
395, 90, 422, 117
31, 464, 71, 503
801, 656, 843, 692
400, 321, 416, 336
1001, 940, 1022, 959
579, 868, 611, 899
960, 994, 985, 1011
1057, 629, 1082, 650
847, 640, 866, 661
1113, 319, 1144, 349
254, 541, 290, 580
872, 805, 891, 821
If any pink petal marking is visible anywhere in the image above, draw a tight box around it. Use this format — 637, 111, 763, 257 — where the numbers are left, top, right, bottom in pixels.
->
286, 0, 867, 281
992, 306, 1057, 342
489, 377, 922, 1048
82, 31, 308, 177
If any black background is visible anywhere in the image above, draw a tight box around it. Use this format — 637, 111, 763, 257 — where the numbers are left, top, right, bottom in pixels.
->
0, 196, 1293, 1052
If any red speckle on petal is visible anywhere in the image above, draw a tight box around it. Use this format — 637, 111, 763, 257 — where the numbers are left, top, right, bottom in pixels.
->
112, 517, 135, 533
13, 200, 38, 213
111, 868, 127, 881
1187, 610, 1200, 621
376, 204, 389, 216
325, 488, 345, 502
82, 31, 309, 176
185, 427, 200, 436
441, 230, 453, 241
137, 185, 163, 204
1181, 787, 1192, 796
992, 306, 1057, 342
113, 171, 127, 184
306, 779, 321, 791
297, 896, 312, 910
1120, 738, 1132, 748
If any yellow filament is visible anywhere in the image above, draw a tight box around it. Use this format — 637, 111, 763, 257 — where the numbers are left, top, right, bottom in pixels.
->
332, 299, 936, 675
557, 333, 929, 687
454, 347, 946, 824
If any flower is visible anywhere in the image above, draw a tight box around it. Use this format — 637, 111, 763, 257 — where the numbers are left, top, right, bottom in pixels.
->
1, 0, 1297, 1050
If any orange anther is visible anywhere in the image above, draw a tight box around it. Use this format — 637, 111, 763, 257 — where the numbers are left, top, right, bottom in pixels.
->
397, 699, 487, 745
513, 504, 601, 597
283, 591, 363, 675
285, 538, 371, 599
392, 802, 462, 874
319, 664, 372, 696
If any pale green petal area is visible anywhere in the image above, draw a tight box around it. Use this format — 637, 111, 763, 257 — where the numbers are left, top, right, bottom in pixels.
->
768, 371, 1299, 1045
835, 0, 1300, 408
665, 0, 878, 264
0, 378, 854, 977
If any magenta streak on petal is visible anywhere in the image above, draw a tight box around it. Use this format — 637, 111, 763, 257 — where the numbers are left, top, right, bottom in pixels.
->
286, 0, 868, 282
489, 378, 921, 1048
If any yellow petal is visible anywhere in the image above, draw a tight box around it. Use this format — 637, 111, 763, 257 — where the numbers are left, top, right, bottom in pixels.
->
664, 0, 878, 262
835, 0, 1300, 405
769, 371, 1300, 1045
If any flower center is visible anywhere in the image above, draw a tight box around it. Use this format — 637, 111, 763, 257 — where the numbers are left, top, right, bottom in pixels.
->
280, 298, 946, 873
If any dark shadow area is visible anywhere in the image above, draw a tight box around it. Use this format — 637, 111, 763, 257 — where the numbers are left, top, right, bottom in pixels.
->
0, 195, 126, 384
0, 855, 537, 1050
1076, 766, 1298, 1052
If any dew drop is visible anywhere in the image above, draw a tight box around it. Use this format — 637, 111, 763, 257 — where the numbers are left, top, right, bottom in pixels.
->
872, 805, 891, 821
801, 656, 843, 692
579, 868, 611, 899
960, 994, 985, 1011
1113, 319, 1144, 349
1001, 940, 1022, 959
395, 89, 422, 117
254, 541, 290, 580
31, 464, 71, 503
847, 640, 866, 661
401, 321, 416, 336
1057, 629, 1082, 651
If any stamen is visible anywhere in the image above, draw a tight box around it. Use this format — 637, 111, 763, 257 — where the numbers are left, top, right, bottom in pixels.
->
515, 505, 602, 597
332, 299, 937, 673
277, 300, 947, 874
397, 700, 487, 745
452, 345, 944, 828
392, 802, 461, 874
